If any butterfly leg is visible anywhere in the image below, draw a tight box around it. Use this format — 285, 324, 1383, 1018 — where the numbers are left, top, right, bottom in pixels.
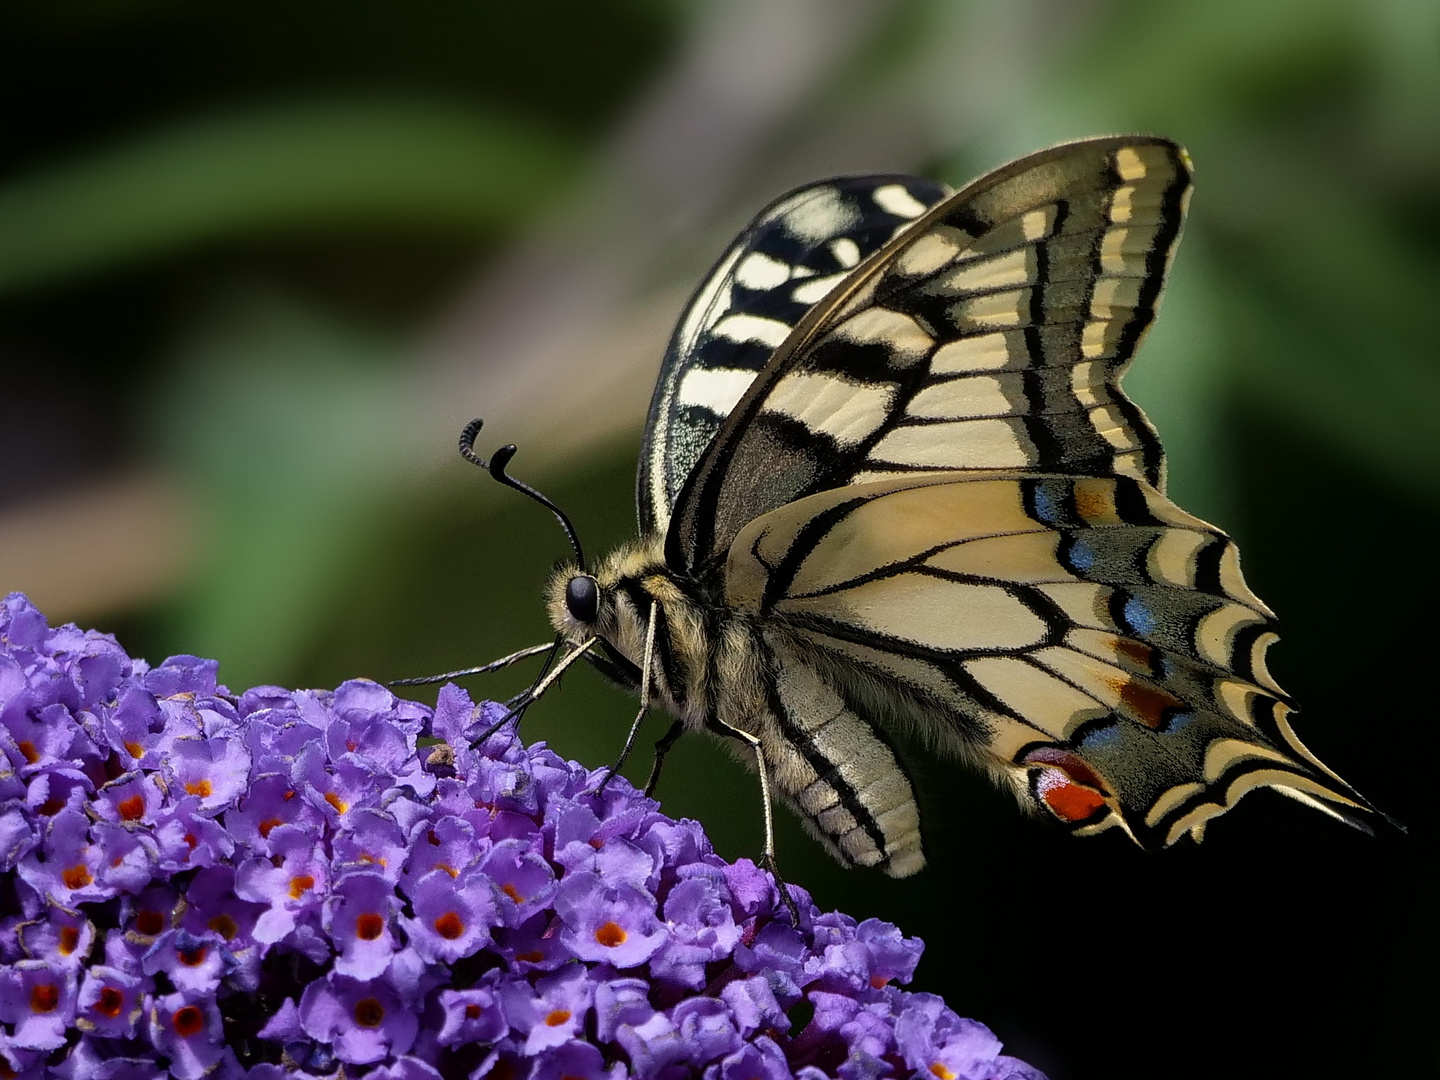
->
473, 636, 597, 745
709, 714, 801, 925
642, 719, 684, 796
389, 640, 556, 687
596, 601, 659, 795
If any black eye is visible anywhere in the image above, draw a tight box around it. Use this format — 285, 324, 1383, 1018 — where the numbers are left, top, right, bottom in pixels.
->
565, 575, 599, 623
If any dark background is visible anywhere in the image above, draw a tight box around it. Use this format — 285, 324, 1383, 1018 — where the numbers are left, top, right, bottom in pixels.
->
2, 2, 1433, 1076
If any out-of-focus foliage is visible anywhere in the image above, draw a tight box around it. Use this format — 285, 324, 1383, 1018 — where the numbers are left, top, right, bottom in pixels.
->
1, 2, 1433, 1077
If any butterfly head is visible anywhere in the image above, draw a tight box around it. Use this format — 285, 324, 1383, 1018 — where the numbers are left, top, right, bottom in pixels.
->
545, 537, 673, 654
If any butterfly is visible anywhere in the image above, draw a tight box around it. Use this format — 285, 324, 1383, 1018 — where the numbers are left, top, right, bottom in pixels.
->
450, 135, 1380, 887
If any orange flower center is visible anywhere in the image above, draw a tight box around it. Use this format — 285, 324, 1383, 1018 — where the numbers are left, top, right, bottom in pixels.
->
353, 997, 385, 1028
172, 1005, 205, 1037
433, 911, 465, 940
94, 987, 125, 1018
184, 778, 213, 798
545, 1009, 572, 1027
593, 921, 627, 948
208, 914, 239, 941
58, 926, 80, 955
356, 913, 385, 940
29, 983, 59, 1013
117, 794, 146, 821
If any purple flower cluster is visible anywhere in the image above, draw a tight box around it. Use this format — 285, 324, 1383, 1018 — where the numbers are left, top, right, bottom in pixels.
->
0, 593, 1044, 1080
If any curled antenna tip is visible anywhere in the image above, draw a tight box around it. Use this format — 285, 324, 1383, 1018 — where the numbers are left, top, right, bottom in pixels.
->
452, 419, 587, 572
459, 418, 486, 465
490, 444, 519, 478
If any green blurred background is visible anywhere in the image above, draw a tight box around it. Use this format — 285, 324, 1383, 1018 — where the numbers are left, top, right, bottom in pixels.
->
2, 1, 1434, 1076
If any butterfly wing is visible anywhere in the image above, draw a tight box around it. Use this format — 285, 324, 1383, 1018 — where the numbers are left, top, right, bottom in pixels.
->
638, 175, 951, 535
668, 136, 1191, 575
725, 472, 1376, 854
661, 136, 1375, 866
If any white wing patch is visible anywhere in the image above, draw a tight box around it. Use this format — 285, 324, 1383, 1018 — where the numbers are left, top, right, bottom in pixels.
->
678, 367, 759, 417
712, 313, 791, 347
872, 183, 931, 219
763, 372, 894, 447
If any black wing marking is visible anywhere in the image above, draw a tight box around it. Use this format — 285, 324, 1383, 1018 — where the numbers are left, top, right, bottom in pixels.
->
668, 136, 1193, 574
637, 175, 951, 536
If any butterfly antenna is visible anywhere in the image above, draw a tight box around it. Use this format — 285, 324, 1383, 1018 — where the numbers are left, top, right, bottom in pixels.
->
460, 418, 587, 572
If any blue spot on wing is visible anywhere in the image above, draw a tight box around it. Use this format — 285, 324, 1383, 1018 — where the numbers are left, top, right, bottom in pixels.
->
1065, 538, 1096, 572
1163, 711, 1195, 734
1031, 484, 1062, 525
1122, 596, 1157, 636
1079, 724, 1123, 750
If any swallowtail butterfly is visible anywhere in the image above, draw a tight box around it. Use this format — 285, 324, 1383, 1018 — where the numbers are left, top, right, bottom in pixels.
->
459, 136, 1380, 884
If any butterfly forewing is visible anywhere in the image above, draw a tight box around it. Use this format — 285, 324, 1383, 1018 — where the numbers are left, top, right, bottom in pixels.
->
669, 136, 1192, 575
639, 176, 951, 535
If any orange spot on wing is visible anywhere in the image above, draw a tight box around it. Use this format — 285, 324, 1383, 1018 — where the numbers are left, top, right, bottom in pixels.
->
1072, 480, 1115, 523
1023, 748, 1111, 824
1113, 637, 1154, 669
1109, 676, 1182, 729
1040, 775, 1108, 823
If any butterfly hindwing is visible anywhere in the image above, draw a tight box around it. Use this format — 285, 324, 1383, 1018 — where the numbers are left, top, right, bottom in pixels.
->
639, 175, 951, 535
726, 472, 1374, 850
669, 136, 1193, 575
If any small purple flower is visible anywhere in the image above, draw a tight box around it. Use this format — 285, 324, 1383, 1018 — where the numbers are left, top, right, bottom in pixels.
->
0, 960, 77, 1050
499, 962, 593, 1054
326, 870, 402, 978
162, 737, 250, 814
434, 978, 506, 1047
299, 973, 420, 1064
74, 965, 145, 1039
400, 868, 497, 964
0, 593, 1047, 1080
555, 871, 669, 968
145, 992, 234, 1080
896, 996, 1029, 1080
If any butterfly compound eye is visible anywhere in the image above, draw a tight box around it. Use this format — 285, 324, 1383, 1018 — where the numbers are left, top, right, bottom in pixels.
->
565, 575, 599, 624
